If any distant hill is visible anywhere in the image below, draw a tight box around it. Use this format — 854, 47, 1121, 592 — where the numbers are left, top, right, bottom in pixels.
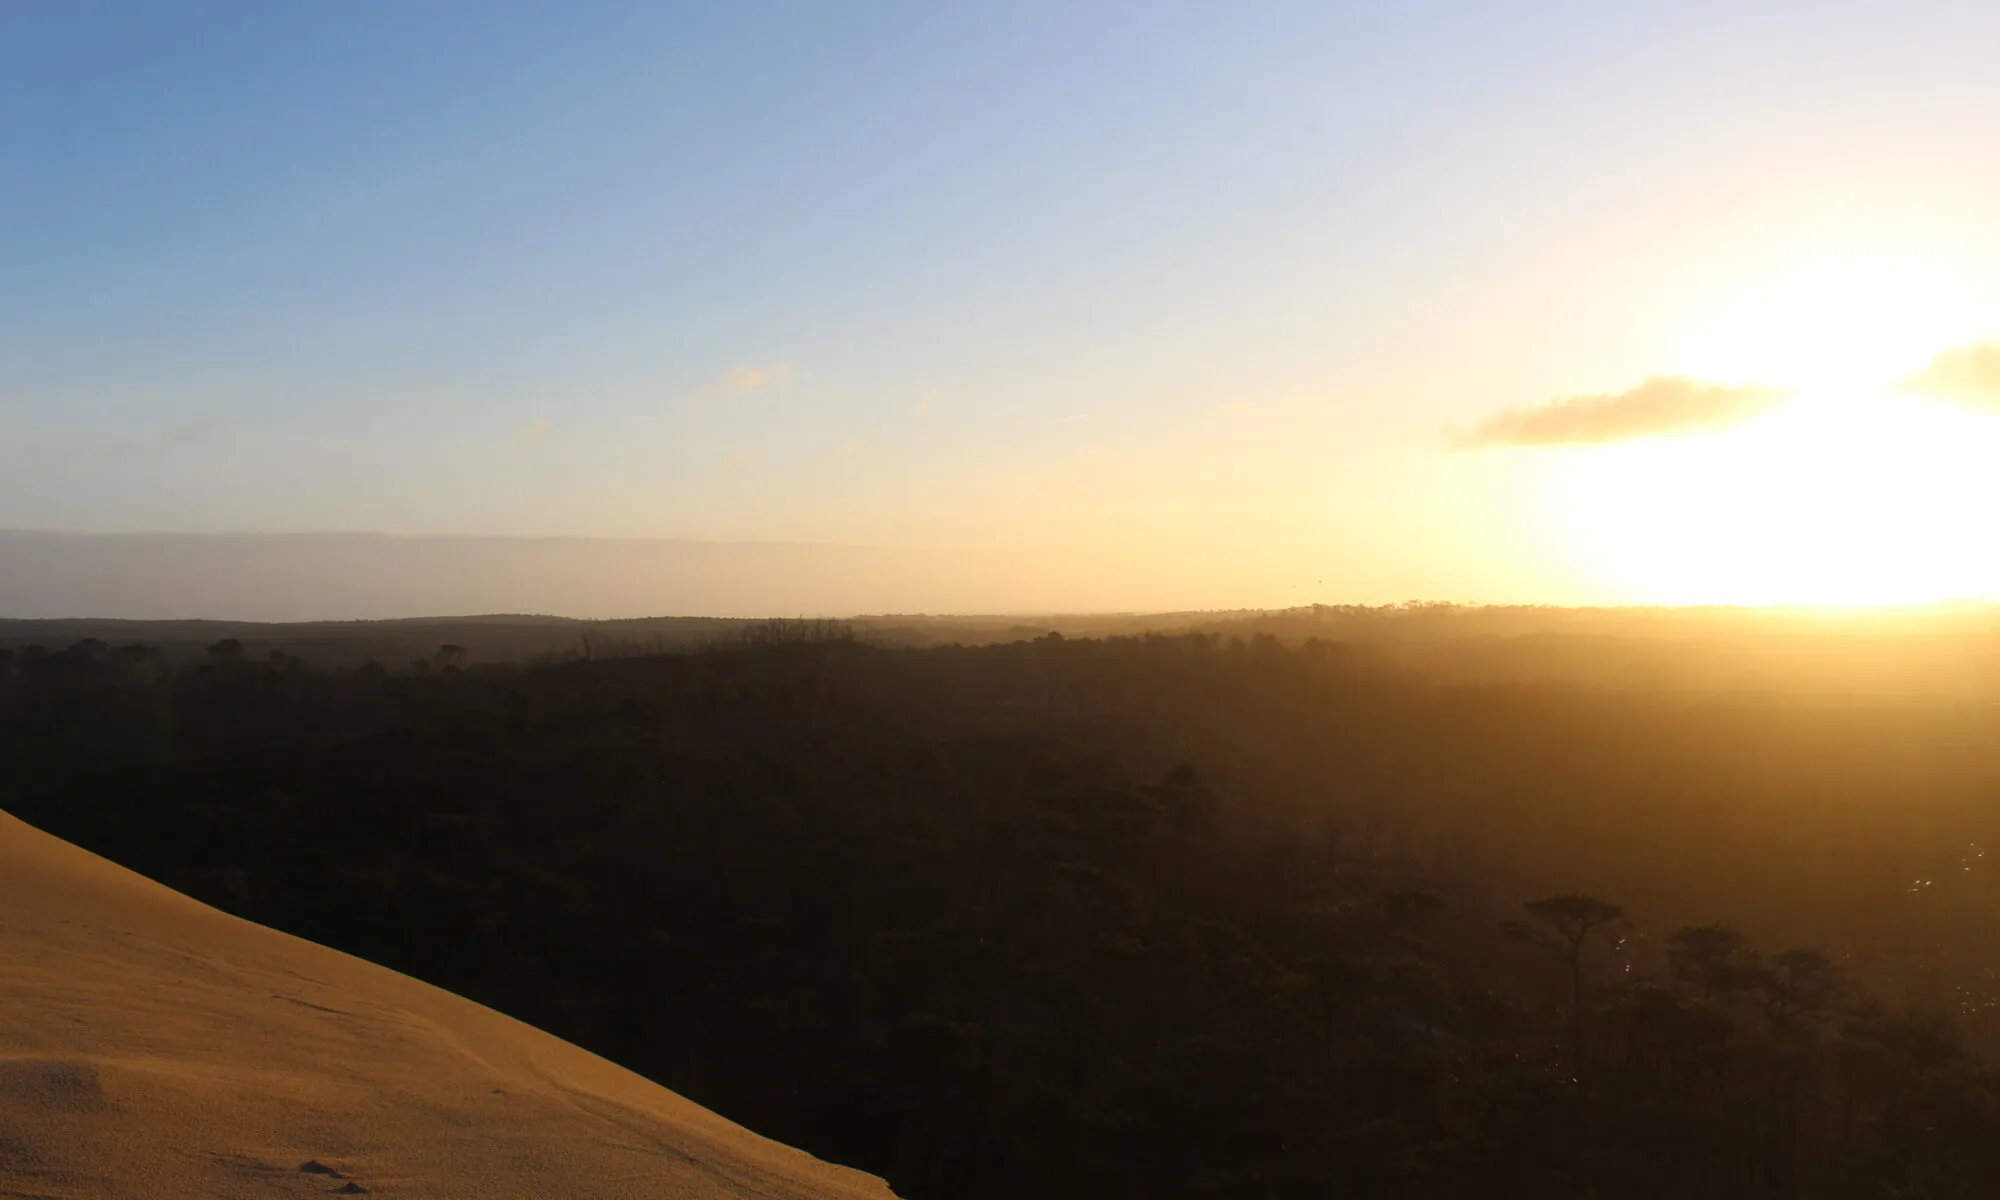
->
0, 613, 752, 668
0, 530, 940, 622
9, 585, 2000, 694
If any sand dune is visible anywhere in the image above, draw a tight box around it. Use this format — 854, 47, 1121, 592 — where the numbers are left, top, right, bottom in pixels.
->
0, 811, 898, 1199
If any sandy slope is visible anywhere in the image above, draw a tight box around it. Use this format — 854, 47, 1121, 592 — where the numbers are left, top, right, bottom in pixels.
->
0, 811, 898, 1199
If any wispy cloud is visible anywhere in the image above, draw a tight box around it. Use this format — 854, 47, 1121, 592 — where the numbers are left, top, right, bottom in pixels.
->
1459, 376, 1784, 448
163, 415, 226, 445
1899, 339, 2000, 408
720, 364, 795, 394
516, 418, 552, 446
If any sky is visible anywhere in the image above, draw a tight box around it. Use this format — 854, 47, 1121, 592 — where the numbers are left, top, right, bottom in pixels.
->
7, 1, 2000, 617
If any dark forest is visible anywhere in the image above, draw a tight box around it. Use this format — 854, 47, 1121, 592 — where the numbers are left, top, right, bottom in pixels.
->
8, 625, 2000, 1198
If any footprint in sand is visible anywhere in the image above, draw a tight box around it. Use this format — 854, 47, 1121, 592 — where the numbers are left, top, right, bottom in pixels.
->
300, 1160, 370, 1190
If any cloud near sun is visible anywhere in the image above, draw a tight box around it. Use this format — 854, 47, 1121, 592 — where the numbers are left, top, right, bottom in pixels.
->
1460, 377, 1787, 448
1898, 340, 2000, 408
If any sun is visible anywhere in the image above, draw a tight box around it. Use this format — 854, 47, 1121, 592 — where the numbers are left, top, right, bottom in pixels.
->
1664, 233, 1994, 391
1679, 263, 1970, 395
1552, 390, 2000, 607
1535, 242, 2000, 607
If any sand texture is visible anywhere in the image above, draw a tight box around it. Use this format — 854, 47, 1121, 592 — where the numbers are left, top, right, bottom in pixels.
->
0, 810, 898, 1199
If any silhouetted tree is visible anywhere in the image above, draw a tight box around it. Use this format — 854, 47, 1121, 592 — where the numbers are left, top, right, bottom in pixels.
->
1667, 923, 1761, 1001
1756, 948, 1847, 1033
1515, 894, 1628, 1068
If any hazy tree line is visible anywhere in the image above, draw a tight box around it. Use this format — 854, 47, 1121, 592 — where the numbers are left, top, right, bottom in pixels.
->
6, 630, 2000, 1198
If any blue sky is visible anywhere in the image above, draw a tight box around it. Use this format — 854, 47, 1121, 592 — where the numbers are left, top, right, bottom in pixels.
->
7, 2, 2000, 613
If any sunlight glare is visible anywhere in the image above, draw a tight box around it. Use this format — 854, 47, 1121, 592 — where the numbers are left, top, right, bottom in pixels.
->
1551, 392, 2000, 606
1674, 251, 1983, 393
